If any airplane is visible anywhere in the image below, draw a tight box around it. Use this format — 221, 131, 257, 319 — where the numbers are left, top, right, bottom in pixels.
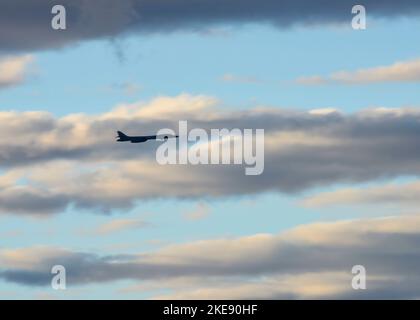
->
116, 131, 178, 143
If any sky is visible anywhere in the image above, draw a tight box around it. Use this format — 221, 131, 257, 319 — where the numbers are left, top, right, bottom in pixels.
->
0, 0, 420, 299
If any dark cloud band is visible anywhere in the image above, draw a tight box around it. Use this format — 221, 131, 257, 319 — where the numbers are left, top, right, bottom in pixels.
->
2, 0, 420, 52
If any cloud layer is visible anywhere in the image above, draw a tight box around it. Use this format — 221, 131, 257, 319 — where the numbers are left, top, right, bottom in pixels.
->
303, 180, 420, 208
2, 214, 420, 299
2, 96, 420, 215
0, 55, 34, 89
2, 0, 420, 52
297, 58, 420, 85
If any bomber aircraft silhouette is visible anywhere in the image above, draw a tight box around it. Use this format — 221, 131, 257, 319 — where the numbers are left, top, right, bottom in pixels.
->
116, 131, 178, 143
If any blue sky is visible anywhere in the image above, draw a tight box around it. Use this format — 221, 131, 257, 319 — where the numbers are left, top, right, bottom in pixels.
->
1, 1, 420, 299
2, 19, 420, 115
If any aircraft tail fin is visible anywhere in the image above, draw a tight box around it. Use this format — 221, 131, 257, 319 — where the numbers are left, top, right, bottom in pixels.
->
116, 131, 129, 141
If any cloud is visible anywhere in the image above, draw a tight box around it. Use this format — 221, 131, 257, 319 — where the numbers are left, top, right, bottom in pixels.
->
308, 108, 339, 115
3, 95, 420, 215
104, 94, 218, 120
101, 82, 143, 96
221, 74, 260, 84
3, 215, 420, 299
2, 0, 420, 52
303, 180, 420, 208
91, 218, 150, 235
0, 186, 69, 216
183, 203, 211, 221
0, 55, 34, 89
297, 58, 420, 85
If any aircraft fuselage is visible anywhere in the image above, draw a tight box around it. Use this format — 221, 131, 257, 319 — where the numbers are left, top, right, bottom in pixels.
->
128, 135, 157, 143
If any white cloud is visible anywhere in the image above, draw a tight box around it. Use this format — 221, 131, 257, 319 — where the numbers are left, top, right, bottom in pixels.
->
91, 218, 150, 235
308, 108, 339, 115
102, 94, 219, 120
297, 58, 420, 85
0, 55, 34, 89
303, 180, 420, 208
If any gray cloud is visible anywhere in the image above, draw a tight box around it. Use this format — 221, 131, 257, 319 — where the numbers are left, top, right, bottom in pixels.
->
2, 0, 420, 52
0, 187, 69, 216
3, 97, 420, 215
2, 215, 420, 299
